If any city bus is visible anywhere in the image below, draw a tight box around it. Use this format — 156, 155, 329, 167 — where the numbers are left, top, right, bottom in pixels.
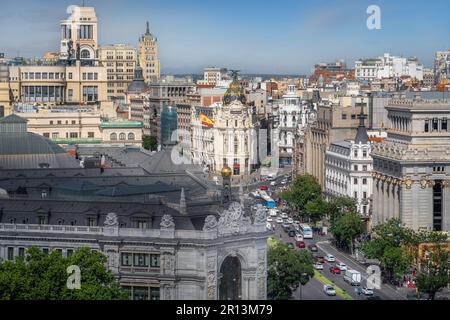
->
299, 224, 313, 239
260, 191, 276, 209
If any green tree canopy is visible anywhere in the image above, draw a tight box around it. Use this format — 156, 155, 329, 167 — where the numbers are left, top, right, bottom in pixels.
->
267, 241, 314, 300
416, 243, 450, 300
326, 196, 357, 222
304, 198, 328, 225
142, 135, 158, 151
0, 247, 127, 300
280, 174, 322, 221
330, 210, 364, 252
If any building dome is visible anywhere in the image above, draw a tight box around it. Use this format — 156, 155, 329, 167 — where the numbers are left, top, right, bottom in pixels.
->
223, 71, 246, 105
221, 166, 232, 178
127, 65, 149, 93
0, 114, 79, 169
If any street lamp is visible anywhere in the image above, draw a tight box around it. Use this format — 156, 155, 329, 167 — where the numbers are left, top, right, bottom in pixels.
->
299, 272, 309, 300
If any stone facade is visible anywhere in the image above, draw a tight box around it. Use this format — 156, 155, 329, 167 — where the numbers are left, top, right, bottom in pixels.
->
371, 96, 450, 231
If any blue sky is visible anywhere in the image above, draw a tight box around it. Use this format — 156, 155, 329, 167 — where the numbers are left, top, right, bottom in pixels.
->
1, 0, 449, 74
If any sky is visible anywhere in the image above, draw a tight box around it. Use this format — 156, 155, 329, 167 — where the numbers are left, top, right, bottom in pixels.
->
0, 0, 449, 74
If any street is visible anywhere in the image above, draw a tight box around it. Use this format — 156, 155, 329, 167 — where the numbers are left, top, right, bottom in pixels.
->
256, 170, 408, 300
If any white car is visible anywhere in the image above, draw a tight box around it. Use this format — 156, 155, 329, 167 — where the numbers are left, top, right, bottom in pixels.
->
267, 216, 273, 222
270, 181, 276, 186
325, 254, 335, 263
266, 222, 272, 230
281, 213, 288, 219
323, 285, 336, 296
269, 209, 278, 217
276, 217, 283, 224
287, 217, 294, 224
361, 287, 374, 296
336, 262, 347, 271
294, 234, 303, 242
314, 263, 324, 270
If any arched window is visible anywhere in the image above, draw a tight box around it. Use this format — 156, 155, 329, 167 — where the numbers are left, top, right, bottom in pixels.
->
80, 49, 90, 59
119, 133, 126, 140
110, 133, 117, 141
128, 132, 135, 140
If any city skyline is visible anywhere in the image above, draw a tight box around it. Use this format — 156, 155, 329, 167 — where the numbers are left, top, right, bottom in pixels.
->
1, 0, 450, 74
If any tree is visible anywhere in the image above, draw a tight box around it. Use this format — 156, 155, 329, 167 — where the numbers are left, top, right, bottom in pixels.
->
416, 242, 450, 300
330, 211, 364, 253
0, 247, 128, 300
280, 174, 322, 221
142, 135, 157, 151
267, 241, 314, 300
304, 198, 327, 225
326, 196, 357, 222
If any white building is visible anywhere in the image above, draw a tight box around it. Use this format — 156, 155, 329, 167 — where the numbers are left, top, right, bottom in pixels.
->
273, 82, 313, 166
355, 53, 423, 82
191, 76, 259, 178
325, 108, 372, 216
197, 67, 229, 86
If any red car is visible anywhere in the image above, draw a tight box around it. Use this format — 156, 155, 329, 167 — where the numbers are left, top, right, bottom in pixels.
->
329, 266, 341, 274
296, 240, 305, 248
260, 185, 269, 191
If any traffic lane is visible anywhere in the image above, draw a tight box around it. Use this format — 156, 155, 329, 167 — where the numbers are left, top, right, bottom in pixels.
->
295, 277, 342, 300
317, 242, 405, 300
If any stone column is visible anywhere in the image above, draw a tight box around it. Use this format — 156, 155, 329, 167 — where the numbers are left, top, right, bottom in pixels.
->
442, 180, 450, 231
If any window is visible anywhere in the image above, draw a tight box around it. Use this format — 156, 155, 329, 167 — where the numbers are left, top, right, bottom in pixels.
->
442, 119, 447, 131
128, 133, 135, 140
133, 253, 149, 267
18, 247, 25, 258
341, 113, 347, 120
110, 133, 117, 141
88, 132, 94, 138
42, 248, 49, 254
68, 89, 73, 101
121, 253, 132, 266
38, 216, 47, 225
87, 218, 97, 227
119, 133, 126, 140
363, 178, 367, 185
354, 150, 358, 157
70, 132, 78, 138
68, 73, 73, 80
363, 165, 368, 171
7, 247, 14, 261
80, 49, 91, 59
354, 178, 358, 184
150, 254, 160, 268
67, 249, 74, 257
136, 220, 148, 229
354, 191, 358, 199
433, 118, 438, 131
43, 133, 50, 138
50, 120, 53, 125
52, 132, 59, 139
424, 120, 429, 132
363, 192, 367, 199
82, 86, 98, 102
354, 165, 358, 171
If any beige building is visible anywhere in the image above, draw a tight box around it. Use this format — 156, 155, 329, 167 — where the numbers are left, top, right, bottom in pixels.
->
304, 100, 367, 186
0, 82, 13, 117
139, 22, 160, 83
99, 44, 137, 101
15, 106, 142, 146
60, 6, 98, 64
7, 63, 108, 106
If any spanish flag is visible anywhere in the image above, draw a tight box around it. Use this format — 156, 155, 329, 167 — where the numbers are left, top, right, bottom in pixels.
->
200, 113, 214, 128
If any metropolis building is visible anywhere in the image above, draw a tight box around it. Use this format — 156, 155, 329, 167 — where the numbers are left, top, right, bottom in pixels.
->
371, 94, 450, 231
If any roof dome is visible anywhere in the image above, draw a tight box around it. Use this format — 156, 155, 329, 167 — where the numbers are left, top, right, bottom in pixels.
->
127, 65, 149, 93
0, 114, 79, 170
223, 71, 246, 105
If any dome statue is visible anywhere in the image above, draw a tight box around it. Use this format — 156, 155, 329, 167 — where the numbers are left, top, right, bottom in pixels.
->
221, 166, 232, 178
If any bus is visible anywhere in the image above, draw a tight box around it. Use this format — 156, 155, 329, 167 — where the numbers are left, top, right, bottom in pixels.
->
299, 224, 313, 239
260, 191, 276, 209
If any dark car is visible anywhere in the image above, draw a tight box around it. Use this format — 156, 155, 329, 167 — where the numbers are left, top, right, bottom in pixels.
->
288, 230, 296, 237
308, 245, 318, 252
287, 243, 294, 249
314, 256, 325, 264
329, 266, 341, 274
